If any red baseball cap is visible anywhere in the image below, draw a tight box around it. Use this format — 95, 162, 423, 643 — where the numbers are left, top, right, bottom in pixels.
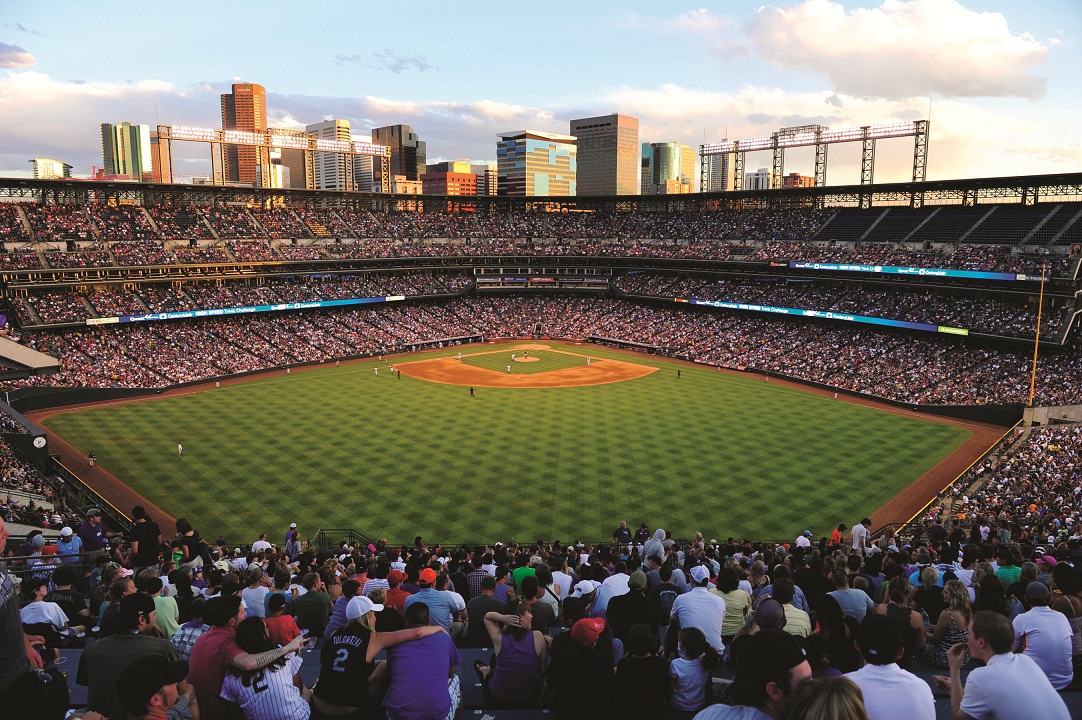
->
418, 568, 437, 586
571, 617, 605, 647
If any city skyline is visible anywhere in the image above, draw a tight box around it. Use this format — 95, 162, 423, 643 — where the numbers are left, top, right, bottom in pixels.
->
0, 0, 1077, 188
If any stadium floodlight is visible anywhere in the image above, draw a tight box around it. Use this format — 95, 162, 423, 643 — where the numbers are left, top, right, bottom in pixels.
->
699, 118, 928, 195
352, 142, 391, 157
223, 130, 264, 146
269, 134, 309, 150
169, 126, 218, 142
315, 138, 353, 154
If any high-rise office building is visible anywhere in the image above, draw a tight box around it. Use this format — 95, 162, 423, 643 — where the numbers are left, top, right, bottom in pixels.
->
353, 154, 376, 192
496, 130, 577, 196
221, 82, 268, 185
372, 125, 426, 182
101, 122, 153, 181
307, 119, 353, 191
273, 128, 312, 189
150, 131, 171, 183
471, 163, 497, 195
704, 152, 730, 193
30, 158, 72, 180
744, 167, 774, 191
640, 142, 695, 194
569, 113, 638, 195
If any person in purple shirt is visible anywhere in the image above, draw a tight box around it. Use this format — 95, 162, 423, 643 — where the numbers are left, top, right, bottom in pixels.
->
385, 602, 460, 720
77, 509, 119, 560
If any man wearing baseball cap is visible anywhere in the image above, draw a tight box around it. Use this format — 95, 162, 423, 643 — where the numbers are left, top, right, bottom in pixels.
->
697, 629, 811, 719
116, 654, 196, 720
404, 568, 463, 638
385, 569, 412, 616
546, 617, 615, 717
77, 592, 183, 719
78, 509, 120, 561
670, 563, 727, 653
56, 526, 83, 564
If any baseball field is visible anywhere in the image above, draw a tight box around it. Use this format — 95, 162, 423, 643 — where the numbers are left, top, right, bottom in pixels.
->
36, 341, 982, 545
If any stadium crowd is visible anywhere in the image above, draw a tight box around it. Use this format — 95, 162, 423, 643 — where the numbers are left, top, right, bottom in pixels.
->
2, 202, 1076, 275
4, 485, 1082, 719
616, 273, 1066, 341
5, 294, 1081, 407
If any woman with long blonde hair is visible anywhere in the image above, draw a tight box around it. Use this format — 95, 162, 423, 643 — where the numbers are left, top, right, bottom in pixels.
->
778, 676, 869, 720
924, 579, 971, 668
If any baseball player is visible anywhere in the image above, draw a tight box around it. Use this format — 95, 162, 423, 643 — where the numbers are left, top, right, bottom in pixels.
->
178, 443, 183, 458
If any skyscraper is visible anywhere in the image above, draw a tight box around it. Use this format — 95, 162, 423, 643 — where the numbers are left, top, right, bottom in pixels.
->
704, 152, 730, 193
220, 82, 268, 185
496, 130, 577, 197
101, 122, 153, 181
569, 113, 638, 195
640, 142, 696, 194
307, 119, 353, 191
371, 125, 426, 182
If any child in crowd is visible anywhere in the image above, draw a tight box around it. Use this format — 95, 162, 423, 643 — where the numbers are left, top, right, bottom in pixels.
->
669, 626, 722, 714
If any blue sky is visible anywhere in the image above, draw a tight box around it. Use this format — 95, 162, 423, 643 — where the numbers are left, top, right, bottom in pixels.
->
1, 0, 1078, 185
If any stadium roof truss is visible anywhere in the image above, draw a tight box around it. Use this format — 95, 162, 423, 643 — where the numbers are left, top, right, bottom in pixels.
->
155, 125, 393, 194
700, 121, 930, 208
2, 172, 1082, 214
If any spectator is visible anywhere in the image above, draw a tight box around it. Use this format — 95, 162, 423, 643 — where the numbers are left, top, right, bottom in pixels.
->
933, 610, 1070, 720
845, 615, 935, 720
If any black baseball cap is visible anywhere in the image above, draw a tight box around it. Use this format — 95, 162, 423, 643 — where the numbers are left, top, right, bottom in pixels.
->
117, 655, 189, 715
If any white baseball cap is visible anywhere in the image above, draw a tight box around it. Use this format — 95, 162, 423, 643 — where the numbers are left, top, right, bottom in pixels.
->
690, 565, 711, 584
289, 523, 297, 529
345, 595, 384, 620
60, 527, 73, 537
570, 580, 599, 598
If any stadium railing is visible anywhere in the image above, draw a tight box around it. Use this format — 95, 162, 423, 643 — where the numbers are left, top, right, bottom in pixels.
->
887, 419, 1023, 541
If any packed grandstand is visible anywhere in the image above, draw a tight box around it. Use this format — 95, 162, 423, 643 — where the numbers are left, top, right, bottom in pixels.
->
2, 176, 1082, 719
0, 186, 1077, 409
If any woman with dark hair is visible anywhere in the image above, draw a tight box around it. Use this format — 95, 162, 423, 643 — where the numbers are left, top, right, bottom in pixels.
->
170, 569, 195, 623
873, 574, 923, 668
811, 595, 860, 673
174, 518, 207, 570
714, 567, 752, 647
1051, 561, 1082, 676
221, 616, 310, 719
475, 597, 548, 707
972, 574, 1011, 617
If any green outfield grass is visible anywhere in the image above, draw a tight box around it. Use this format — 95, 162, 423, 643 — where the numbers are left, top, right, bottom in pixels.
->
41, 342, 972, 545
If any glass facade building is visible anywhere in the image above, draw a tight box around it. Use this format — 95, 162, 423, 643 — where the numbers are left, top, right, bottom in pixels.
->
496, 130, 577, 197
100, 122, 153, 181
640, 142, 696, 194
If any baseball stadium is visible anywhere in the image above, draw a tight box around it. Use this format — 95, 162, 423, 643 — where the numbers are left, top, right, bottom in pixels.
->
0, 166, 1078, 543
2, 165, 1082, 717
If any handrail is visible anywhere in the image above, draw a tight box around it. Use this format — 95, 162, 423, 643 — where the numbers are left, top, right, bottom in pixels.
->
885, 419, 1023, 540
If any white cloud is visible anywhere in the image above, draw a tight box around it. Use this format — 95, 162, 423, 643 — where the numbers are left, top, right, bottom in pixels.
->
0, 42, 35, 68
603, 83, 1078, 183
664, 9, 725, 34
746, 0, 1050, 100
0, 70, 1076, 182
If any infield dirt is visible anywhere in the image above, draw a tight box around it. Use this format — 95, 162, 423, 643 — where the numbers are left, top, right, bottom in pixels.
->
398, 343, 656, 388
